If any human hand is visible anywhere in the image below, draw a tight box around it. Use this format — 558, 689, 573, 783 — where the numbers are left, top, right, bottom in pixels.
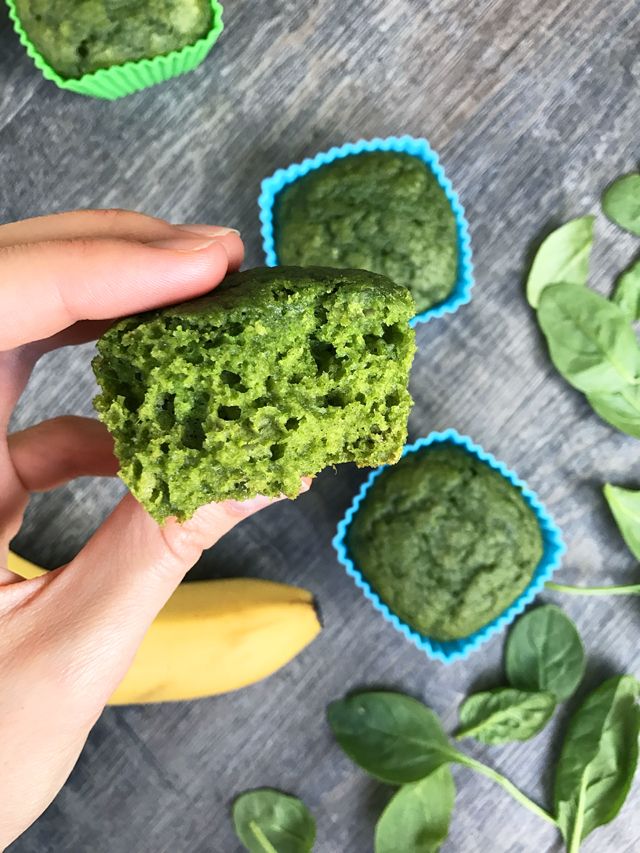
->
0, 209, 296, 847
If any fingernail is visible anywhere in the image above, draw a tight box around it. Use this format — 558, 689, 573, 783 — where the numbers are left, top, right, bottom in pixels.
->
149, 236, 222, 253
300, 477, 313, 493
176, 224, 240, 238
224, 494, 279, 515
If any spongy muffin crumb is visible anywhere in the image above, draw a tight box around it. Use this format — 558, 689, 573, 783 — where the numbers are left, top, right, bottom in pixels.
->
93, 266, 416, 522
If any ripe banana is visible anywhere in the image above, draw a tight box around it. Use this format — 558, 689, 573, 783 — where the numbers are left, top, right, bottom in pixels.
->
7, 551, 322, 705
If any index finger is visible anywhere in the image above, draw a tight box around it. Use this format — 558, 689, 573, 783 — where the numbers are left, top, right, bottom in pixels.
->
0, 231, 243, 351
0, 209, 180, 248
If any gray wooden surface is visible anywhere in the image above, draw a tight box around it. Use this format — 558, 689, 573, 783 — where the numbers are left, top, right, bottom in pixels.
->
1, 0, 639, 850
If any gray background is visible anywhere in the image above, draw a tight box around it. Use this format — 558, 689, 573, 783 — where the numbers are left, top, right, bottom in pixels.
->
2, 0, 639, 850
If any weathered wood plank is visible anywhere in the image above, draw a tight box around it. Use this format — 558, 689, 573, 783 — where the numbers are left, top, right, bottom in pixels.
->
2, 0, 639, 849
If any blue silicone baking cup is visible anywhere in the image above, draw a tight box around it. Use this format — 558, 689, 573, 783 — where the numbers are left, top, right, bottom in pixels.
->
332, 429, 565, 664
258, 136, 474, 325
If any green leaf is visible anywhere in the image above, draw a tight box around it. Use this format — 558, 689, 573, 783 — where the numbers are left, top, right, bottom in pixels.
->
327, 692, 458, 784
374, 765, 455, 853
456, 688, 555, 744
233, 790, 316, 853
537, 282, 640, 394
505, 605, 585, 701
526, 216, 594, 307
554, 675, 640, 852
587, 384, 640, 439
604, 484, 640, 561
613, 259, 640, 322
602, 174, 640, 235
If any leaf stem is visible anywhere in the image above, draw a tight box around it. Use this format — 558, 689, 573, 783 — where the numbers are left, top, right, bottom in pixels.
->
249, 820, 279, 853
457, 755, 557, 826
568, 777, 587, 853
546, 581, 640, 596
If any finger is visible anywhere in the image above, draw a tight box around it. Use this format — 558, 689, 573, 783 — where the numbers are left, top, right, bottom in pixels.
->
0, 209, 227, 248
0, 349, 34, 425
0, 231, 244, 350
30, 320, 115, 355
25, 235, 244, 358
0, 356, 33, 542
36, 488, 306, 707
1, 325, 114, 426
177, 225, 244, 271
26, 229, 244, 356
0, 566, 25, 585
8, 417, 118, 492
0, 208, 244, 271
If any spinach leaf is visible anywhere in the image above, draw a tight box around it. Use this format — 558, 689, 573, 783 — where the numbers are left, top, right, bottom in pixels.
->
505, 605, 585, 701
456, 688, 555, 744
602, 174, 640, 235
327, 692, 458, 784
374, 765, 455, 853
587, 385, 640, 439
554, 675, 640, 852
604, 484, 640, 561
537, 282, 640, 394
329, 691, 556, 826
613, 259, 640, 322
233, 789, 316, 853
526, 216, 594, 307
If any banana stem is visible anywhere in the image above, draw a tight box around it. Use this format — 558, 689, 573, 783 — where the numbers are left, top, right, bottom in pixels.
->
457, 755, 557, 826
546, 581, 640, 596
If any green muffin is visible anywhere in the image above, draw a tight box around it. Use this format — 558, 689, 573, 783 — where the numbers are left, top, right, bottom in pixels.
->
93, 266, 416, 522
14, 0, 212, 78
274, 151, 458, 314
347, 444, 544, 641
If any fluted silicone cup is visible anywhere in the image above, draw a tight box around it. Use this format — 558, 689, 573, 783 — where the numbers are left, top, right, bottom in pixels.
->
333, 429, 565, 663
5, 0, 224, 99
258, 136, 474, 325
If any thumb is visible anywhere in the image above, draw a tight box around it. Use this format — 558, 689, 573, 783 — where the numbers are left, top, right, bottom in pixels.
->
38, 491, 294, 708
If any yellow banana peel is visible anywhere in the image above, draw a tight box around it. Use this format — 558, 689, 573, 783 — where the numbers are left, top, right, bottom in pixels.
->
7, 552, 321, 705
6, 552, 44, 581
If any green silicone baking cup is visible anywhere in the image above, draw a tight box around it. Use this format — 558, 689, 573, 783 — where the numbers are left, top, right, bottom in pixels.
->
5, 0, 224, 100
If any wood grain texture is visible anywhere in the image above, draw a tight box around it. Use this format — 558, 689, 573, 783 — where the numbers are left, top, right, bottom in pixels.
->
1, 0, 639, 850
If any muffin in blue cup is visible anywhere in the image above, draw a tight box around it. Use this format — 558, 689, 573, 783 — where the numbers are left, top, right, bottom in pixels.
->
333, 429, 565, 663
259, 136, 473, 325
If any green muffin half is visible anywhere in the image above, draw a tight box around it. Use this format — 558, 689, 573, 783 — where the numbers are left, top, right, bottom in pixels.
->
93, 266, 416, 521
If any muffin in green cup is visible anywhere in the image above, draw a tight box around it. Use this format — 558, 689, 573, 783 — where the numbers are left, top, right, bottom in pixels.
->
6, 0, 224, 98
